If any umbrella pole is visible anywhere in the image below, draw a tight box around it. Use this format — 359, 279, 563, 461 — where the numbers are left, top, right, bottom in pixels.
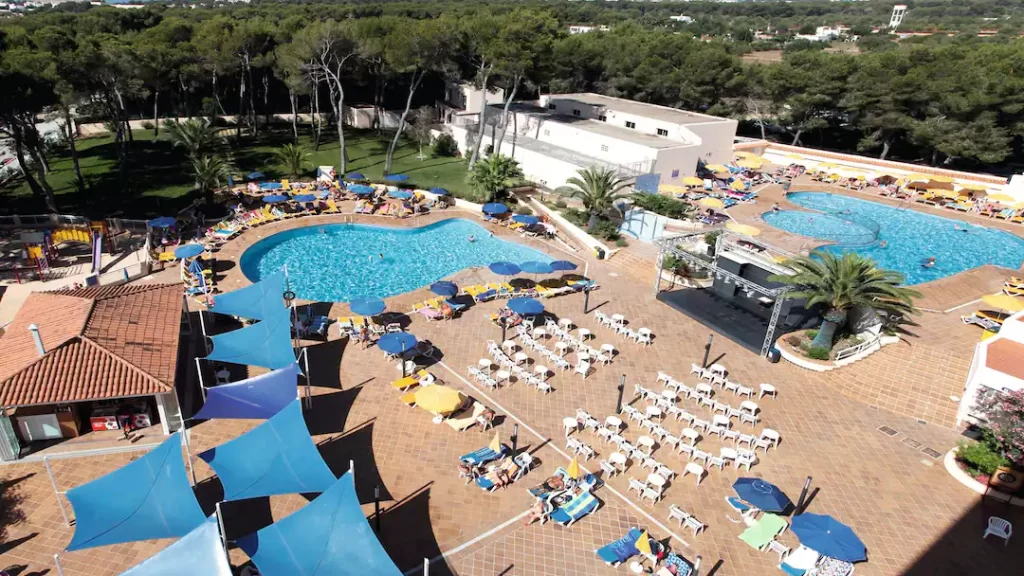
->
615, 374, 625, 414
401, 342, 407, 378
512, 423, 519, 456
796, 476, 812, 514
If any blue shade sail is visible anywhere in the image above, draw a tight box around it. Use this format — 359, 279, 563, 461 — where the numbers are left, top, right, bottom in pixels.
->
208, 271, 286, 321
193, 363, 300, 420
119, 516, 231, 576
198, 400, 335, 501
238, 472, 402, 576
206, 304, 295, 370
66, 433, 204, 551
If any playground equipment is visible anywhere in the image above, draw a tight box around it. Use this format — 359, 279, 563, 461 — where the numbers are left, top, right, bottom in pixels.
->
15, 222, 111, 282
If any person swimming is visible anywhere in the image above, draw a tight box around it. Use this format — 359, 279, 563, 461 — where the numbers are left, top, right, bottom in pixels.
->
771, 203, 780, 213
922, 256, 936, 268
954, 224, 969, 232
879, 240, 888, 248
468, 235, 476, 242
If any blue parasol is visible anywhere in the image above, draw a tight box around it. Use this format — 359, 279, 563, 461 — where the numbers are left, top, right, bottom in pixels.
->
384, 174, 409, 182
349, 184, 375, 195
488, 262, 521, 276
791, 514, 867, 563
482, 203, 508, 215
520, 261, 553, 275
388, 190, 413, 199
430, 281, 459, 297
291, 194, 316, 203
148, 216, 176, 228
346, 172, 366, 180
429, 187, 450, 195
247, 171, 265, 181
512, 214, 539, 226
316, 190, 331, 199
174, 244, 205, 259
349, 298, 386, 316
732, 478, 792, 513
507, 297, 544, 316
549, 260, 578, 271
378, 332, 417, 355
263, 195, 288, 203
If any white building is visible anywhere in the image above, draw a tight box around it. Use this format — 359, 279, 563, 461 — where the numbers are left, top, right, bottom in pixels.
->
440, 91, 737, 191
669, 15, 695, 24
958, 310, 1024, 426
795, 26, 845, 42
889, 5, 908, 30
436, 80, 505, 128
568, 24, 610, 34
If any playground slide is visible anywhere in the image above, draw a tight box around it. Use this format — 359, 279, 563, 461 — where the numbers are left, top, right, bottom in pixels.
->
91, 231, 102, 276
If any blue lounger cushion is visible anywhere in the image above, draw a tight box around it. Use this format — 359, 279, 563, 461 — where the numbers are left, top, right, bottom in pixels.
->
460, 444, 509, 466
596, 528, 641, 565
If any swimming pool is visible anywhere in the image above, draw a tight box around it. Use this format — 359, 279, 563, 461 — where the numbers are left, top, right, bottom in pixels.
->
239, 219, 554, 302
761, 192, 1024, 285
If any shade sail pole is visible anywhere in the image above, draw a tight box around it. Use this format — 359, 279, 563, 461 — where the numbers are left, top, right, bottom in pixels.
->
54, 554, 65, 576
215, 502, 228, 554
181, 429, 197, 485
424, 558, 430, 576
43, 457, 70, 527
198, 309, 210, 354
303, 350, 312, 409
195, 357, 207, 402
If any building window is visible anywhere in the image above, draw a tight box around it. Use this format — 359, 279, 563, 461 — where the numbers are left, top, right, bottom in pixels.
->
572, 109, 581, 117
657, 128, 668, 136
547, 103, 555, 110
598, 114, 607, 122
544, 129, 550, 136
600, 145, 609, 152
671, 169, 680, 178
625, 121, 636, 129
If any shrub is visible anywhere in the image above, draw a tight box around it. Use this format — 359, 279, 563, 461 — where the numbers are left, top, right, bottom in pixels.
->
704, 231, 723, 247
975, 389, 1024, 466
786, 335, 803, 347
432, 133, 459, 157
805, 346, 831, 361
957, 439, 1009, 476
615, 238, 629, 247
140, 120, 155, 130
631, 193, 693, 219
591, 219, 620, 241
515, 205, 532, 215
805, 329, 818, 341
561, 208, 589, 228
554, 199, 568, 209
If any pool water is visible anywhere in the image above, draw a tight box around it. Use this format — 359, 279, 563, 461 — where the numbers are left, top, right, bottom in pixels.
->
240, 219, 554, 302
761, 192, 1024, 285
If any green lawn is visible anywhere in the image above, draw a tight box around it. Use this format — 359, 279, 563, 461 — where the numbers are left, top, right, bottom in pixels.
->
0, 127, 472, 218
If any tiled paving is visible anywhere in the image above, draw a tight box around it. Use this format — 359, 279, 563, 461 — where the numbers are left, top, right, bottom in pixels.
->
1, 206, 1022, 576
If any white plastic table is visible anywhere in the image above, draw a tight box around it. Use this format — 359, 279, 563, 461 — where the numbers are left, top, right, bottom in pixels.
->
558, 318, 574, 330
759, 383, 777, 399
646, 473, 666, 489
681, 428, 699, 445
720, 447, 738, 463
645, 405, 663, 420
535, 365, 549, 380
601, 343, 616, 356
661, 389, 678, 403
555, 341, 570, 356
611, 313, 625, 325
578, 327, 592, 340
513, 352, 529, 365
563, 417, 580, 437
605, 415, 623, 430
709, 363, 727, 376
740, 400, 759, 415
637, 435, 656, 454
502, 340, 517, 352
532, 327, 547, 340
495, 369, 511, 384
478, 358, 492, 372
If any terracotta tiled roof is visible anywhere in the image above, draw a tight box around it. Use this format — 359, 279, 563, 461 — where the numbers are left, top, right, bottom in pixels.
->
0, 284, 183, 407
986, 339, 1024, 381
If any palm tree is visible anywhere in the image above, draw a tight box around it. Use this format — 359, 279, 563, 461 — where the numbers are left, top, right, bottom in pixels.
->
770, 252, 921, 350
274, 143, 310, 178
191, 155, 232, 207
468, 153, 523, 202
556, 166, 633, 230
163, 118, 223, 161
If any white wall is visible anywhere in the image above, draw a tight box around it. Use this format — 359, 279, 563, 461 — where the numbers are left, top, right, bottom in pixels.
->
523, 114, 658, 167
653, 145, 704, 185
685, 120, 739, 165
444, 79, 504, 113
343, 105, 401, 129
506, 145, 587, 191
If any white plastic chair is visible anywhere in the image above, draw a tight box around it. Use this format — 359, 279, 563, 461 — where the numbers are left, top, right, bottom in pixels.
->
636, 328, 653, 345
668, 504, 689, 525
641, 487, 661, 503
574, 360, 591, 379
767, 540, 790, 562
684, 515, 706, 536
600, 459, 617, 477
628, 478, 646, 495
984, 517, 1012, 545
609, 451, 629, 473
759, 383, 777, 399
761, 428, 781, 448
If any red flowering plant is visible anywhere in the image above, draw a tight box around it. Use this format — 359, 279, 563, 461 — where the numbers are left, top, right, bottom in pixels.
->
976, 389, 1024, 467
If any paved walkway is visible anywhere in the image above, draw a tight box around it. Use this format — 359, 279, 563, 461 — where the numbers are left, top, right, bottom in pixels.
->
1, 208, 1021, 576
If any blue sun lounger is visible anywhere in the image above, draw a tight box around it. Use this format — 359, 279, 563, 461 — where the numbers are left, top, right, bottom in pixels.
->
596, 528, 642, 566
460, 443, 510, 467
664, 552, 696, 576
550, 490, 599, 527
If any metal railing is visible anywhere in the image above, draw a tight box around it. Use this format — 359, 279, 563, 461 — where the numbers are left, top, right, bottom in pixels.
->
0, 213, 90, 228
834, 335, 881, 362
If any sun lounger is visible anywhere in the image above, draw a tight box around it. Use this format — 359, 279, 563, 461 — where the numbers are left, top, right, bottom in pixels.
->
654, 553, 697, 576
550, 490, 599, 527
325, 199, 340, 213
474, 457, 522, 491
418, 307, 444, 321
739, 513, 788, 551
460, 443, 511, 467
961, 312, 1004, 331
474, 289, 498, 303
596, 528, 643, 566
779, 545, 820, 576
391, 374, 421, 392
399, 392, 417, 407
1002, 286, 1024, 297
446, 401, 487, 432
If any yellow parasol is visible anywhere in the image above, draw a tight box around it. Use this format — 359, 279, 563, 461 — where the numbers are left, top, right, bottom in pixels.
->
636, 531, 653, 556
682, 176, 704, 186
906, 173, 932, 182
726, 222, 761, 236
960, 183, 988, 192
414, 385, 463, 414
659, 184, 687, 195
988, 194, 1016, 204
737, 159, 763, 169
488, 432, 502, 453
698, 197, 724, 210
735, 150, 758, 158
929, 189, 958, 198
705, 164, 729, 173
730, 180, 747, 191
817, 162, 838, 169
926, 180, 954, 190
567, 457, 582, 480
784, 153, 803, 160
928, 175, 954, 183
982, 294, 1024, 313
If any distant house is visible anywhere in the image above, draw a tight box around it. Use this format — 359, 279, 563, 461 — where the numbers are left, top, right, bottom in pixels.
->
669, 15, 694, 24
569, 24, 610, 35
0, 284, 189, 459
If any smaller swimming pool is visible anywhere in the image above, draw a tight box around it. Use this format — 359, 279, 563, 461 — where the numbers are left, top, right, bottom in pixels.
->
761, 192, 1024, 285
240, 219, 554, 302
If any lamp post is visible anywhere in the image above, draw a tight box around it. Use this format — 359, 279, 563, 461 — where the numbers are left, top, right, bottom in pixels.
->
512, 424, 519, 456
583, 285, 591, 314
615, 374, 626, 414
702, 334, 714, 368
